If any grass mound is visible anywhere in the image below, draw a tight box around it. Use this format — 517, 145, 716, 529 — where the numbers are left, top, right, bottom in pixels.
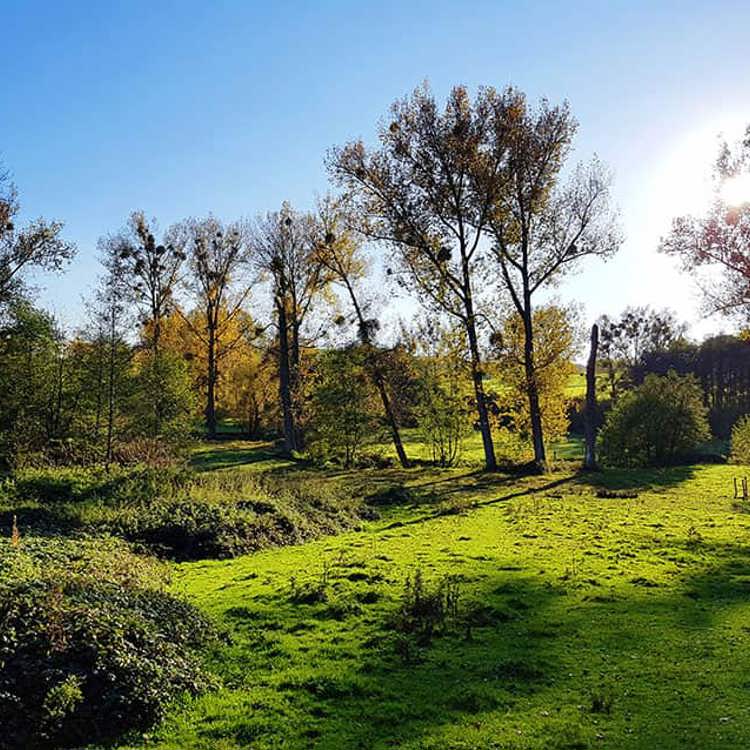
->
2, 467, 370, 561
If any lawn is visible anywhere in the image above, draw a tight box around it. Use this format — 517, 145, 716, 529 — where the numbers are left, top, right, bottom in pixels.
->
115, 445, 750, 750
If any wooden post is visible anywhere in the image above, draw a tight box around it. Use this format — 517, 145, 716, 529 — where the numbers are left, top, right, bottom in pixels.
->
583, 323, 599, 471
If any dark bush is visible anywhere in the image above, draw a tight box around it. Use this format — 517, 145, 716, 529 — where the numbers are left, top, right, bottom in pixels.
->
105, 476, 366, 561
566, 395, 608, 436
367, 484, 416, 506
598, 371, 710, 467
0, 537, 215, 749
109, 497, 303, 559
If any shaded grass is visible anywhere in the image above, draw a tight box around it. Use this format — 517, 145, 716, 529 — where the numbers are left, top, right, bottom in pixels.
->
191, 440, 297, 473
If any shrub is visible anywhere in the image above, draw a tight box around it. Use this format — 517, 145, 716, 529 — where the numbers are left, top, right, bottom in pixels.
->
104, 474, 367, 560
413, 330, 472, 468
8, 465, 190, 504
393, 569, 461, 644
598, 371, 710, 467
3, 467, 368, 561
0, 537, 215, 749
307, 348, 382, 468
415, 373, 470, 467
730, 415, 750, 464
109, 497, 284, 559
111, 437, 189, 467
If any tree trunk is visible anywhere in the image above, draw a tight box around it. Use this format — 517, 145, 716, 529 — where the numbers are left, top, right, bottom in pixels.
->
466, 317, 497, 471
206, 326, 218, 439
370, 358, 410, 467
344, 277, 410, 468
276, 300, 297, 454
521, 301, 546, 471
105, 307, 116, 471
248, 400, 260, 439
583, 323, 599, 471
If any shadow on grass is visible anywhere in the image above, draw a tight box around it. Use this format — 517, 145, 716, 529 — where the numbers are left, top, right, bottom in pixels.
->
190, 443, 298, 472
0, 504, 84, 538
573, 464, 698, 492
202, 546, 750, 750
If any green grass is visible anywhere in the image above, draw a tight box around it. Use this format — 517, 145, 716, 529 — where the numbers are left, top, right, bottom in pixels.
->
112, 445, 750, 750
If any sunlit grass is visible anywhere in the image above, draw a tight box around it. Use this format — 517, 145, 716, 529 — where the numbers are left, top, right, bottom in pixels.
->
115, 449, 750, 750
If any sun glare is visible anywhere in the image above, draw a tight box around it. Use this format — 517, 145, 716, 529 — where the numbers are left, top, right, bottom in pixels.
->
721, 172, 750, 207
650, 116, 748, 221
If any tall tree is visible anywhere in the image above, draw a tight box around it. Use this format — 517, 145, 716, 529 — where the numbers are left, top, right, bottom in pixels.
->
102, 212, 185, 354
100, 212, 186, 435
93, 248, 132, 467
0, 167, 75, 307
172, 216, 254, 438
252, 203, 331, 454
314, 198, 410, 467
488, 97, 621, 470
328, 84, 519, 470
493, 304, 580, 451
0, 300, 63, 466
660, 125, 750, 318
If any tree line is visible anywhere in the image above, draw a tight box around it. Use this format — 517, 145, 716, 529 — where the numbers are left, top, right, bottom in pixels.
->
3, 84, 750, 472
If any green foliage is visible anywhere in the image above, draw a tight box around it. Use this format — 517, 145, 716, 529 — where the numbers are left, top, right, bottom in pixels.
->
599, 371, 710, 466
308, 347, 382, 467
0, 301, 66, 468
636, 334, 750, 438
730, 414, 750, 464
410, 318, 473, 467
414, 328, 471, 467
0, 537, 215, 749
128, 350, 197, 443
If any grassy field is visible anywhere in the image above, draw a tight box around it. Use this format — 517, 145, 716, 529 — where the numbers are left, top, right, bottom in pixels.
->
112, 444, 750, 750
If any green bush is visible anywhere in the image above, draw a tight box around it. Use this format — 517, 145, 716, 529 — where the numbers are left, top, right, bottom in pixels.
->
108, 497, 279, 559
307, 348, 382, 468
7, 465, 190, 504
109, 489, 365, 561
598, 371, 710, 467
0, 537, 215, 749
730, 415, 750, 464
2, 468, 368, 562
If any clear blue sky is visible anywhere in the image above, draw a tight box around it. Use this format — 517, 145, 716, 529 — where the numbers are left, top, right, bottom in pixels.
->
3, 0, 750, 336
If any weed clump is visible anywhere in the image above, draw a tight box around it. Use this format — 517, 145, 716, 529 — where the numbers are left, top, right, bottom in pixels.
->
595, 488, 639, 499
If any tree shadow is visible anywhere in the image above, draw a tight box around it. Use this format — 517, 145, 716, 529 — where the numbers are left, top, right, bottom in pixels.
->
208, 549, 750, 750
572, 463, 698, 492
0, 504, 84, 538
190, 443, 298, 472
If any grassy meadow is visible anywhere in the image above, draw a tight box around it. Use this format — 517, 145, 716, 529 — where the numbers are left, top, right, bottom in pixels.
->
95, 440, 750, 750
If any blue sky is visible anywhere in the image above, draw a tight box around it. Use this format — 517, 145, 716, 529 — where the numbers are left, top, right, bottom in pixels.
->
3, 0, 750, 336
